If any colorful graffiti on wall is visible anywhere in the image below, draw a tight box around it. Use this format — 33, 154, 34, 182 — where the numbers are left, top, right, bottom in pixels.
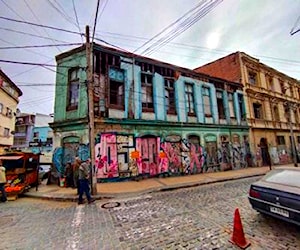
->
52, 143, 89, 176
94, 132, 251, 181
52, 132, 251, 180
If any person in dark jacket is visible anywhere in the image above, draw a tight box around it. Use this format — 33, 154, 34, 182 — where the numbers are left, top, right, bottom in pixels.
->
78, 159, 95, 205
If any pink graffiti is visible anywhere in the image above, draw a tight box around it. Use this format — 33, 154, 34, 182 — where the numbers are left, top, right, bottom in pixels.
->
158, 157, 168, 173
189, 144, 203, 172
161, 142, 181, 169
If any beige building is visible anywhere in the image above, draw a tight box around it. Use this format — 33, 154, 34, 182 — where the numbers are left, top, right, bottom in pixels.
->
0, 69, 23, 154
195, 52, 300, 166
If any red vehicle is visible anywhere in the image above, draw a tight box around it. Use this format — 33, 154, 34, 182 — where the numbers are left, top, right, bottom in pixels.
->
0, 152, 39, 197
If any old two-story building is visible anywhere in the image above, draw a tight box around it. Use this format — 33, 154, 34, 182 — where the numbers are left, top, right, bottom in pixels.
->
50, 44, 252, 181
0, 69, 23, 154
195, 52, 300, 166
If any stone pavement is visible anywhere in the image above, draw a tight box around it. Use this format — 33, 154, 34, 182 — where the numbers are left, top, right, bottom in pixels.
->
23, 164, 295, 201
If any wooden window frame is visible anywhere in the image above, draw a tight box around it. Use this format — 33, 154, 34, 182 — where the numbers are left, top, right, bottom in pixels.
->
203, 87, 212, 118
164, 77, 176, 115
141, 72, 154, 112
253, 102, 263, 119
108, 67, 125, 110
185, 83, 195, 116
66, 67, 80, 111
217, 91, 225, 119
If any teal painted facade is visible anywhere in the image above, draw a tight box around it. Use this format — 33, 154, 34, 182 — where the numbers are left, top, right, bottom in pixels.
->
50, 44, 253, 181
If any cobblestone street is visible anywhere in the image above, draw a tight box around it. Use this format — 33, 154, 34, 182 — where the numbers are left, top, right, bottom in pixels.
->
1, 177, 299, 249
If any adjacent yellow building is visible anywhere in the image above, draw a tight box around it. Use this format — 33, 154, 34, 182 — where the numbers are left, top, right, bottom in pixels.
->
0, 69, 23, 154
195, 52, 300, 166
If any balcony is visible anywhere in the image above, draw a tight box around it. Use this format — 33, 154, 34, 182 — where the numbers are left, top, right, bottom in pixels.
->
248, 118, 300, 131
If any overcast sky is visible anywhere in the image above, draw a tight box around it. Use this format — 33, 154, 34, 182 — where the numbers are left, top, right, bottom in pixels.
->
0, 0, 299, 115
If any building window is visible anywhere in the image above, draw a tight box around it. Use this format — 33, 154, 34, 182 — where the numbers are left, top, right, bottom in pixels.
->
290, 85, 294, 98
297, 136, 300, 144
284, 106, 290, 122
248, 71, 257, 85
67, 68, 80, 110
267, 76, 274, 91
216, 91, 225, 119
203, 87, 212, 117
294, 110, 298, 124
273, 105, 280, 121
141, 73, 154, 111
164, 78, 176, 114
238, 94, 245, 120
277, 136, 285, 145
109, 68, 124, 109
228, 93, 235, 118
0, 103, 3, 114
280, 81, 286, 94
253, 103, 263, 119
6, 108, 12, 118
4, 128, 9, 137
185, 83, 195, 115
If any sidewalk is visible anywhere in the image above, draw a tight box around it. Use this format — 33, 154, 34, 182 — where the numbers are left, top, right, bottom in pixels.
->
22, 164, 294, 202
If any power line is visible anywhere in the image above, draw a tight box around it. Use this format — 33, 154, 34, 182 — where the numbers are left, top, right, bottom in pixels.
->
0, 27, 71, 43
0, 59, 83, 68
23, 0, 63, 53
72, 0, 84, 43
92, 0, 101, 43
46, 0, 77, 27
0, 43, 82, 50
1, 0, 46, 39
0, 16, 84, 36
142, 0, 223, 56
98, 0, 109, 21
0, 37, 53, 60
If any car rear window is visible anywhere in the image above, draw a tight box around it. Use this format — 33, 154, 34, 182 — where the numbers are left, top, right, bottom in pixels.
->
263, 169, 300, 188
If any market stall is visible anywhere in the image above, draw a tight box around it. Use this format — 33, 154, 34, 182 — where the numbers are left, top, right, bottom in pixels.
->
0, 152, 39, 199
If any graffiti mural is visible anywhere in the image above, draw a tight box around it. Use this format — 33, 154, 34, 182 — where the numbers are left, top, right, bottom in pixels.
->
52, 132, 254, 181
52, 143, 89, 176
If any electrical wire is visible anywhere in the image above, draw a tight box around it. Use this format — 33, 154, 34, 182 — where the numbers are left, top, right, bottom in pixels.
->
0, 38, 53, 60
0, 43, 82, 49
0, 59, 84, 68
141, 0, 223, 56
98, 0, 109, 22
92, 0, 101, 43
72, 0, 84, 42
0, 0, 45, 38
46, 0, 78, 27
0, 27, 71, 43
23, 0, 63, 52
0, 16, 84, 36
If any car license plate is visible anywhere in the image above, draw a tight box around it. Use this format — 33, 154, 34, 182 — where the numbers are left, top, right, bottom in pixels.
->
270, 206, 289, 217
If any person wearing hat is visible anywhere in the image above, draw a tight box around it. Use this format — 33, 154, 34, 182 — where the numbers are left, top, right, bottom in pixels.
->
78, 158, 95, 204
0, 160, 7, 203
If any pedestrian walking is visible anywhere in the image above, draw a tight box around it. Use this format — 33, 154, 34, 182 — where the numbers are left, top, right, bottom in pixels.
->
73, 157, 81, 194
78, 159, 95, 205
0, 160, 7, 203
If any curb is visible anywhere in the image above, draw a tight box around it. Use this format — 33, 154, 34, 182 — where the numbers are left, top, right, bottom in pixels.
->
22, 173, 266, 202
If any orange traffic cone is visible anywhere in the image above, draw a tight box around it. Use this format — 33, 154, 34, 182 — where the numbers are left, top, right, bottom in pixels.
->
229, 208, 251, 249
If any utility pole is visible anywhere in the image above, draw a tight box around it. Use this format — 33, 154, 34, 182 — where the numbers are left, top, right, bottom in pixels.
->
85, 25, 97, 194
289, 102, 298, 167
